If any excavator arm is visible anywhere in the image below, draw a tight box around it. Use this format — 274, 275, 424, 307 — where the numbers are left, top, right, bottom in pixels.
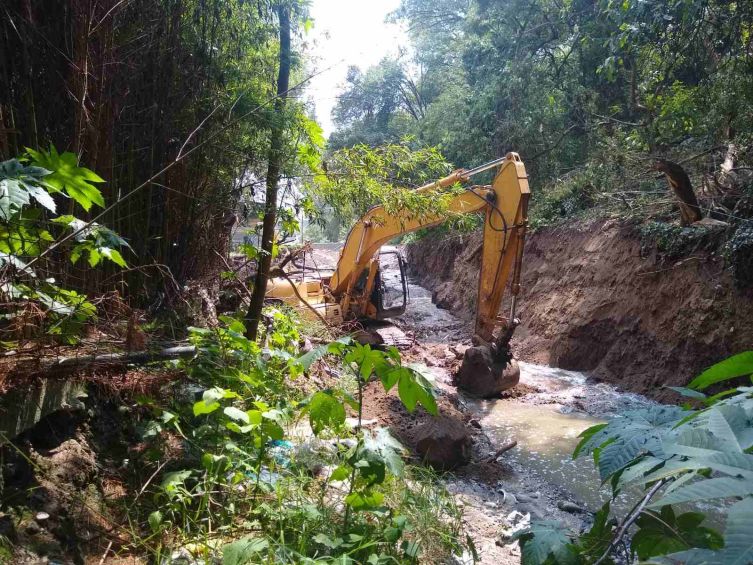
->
329, 152, 530, 344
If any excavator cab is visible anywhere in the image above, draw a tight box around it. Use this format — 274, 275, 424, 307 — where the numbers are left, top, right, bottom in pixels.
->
371, 249, 408, 320
351, 249, 409, 320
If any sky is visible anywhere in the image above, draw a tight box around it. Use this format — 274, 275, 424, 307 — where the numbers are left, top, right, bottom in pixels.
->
305, 0, 408, 137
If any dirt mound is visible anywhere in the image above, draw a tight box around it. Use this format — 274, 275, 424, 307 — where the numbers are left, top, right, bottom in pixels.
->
406, 219, 753, 400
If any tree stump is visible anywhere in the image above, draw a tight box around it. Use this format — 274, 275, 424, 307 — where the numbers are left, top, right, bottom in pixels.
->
652, 159, 703, 225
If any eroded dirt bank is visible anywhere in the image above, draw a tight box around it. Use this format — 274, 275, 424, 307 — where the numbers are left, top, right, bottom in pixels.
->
406, 219, 753, 400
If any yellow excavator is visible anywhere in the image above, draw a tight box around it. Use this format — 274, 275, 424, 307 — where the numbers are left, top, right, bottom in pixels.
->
267, 152, 530, 398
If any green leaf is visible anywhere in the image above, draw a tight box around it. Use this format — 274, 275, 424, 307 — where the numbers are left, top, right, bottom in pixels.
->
632, 507, 722, 560
221, 537, 269, 565
313, 533, 343, 549
224, 406, 250, 424
667, 386, 707, 399
100, 247, 127, 267
573, 423, 608, 459
577, 502, 614, 561
329, 465, 350, 481
688, 352, 753, 391
296, 337, 351, 370
397, 368, 437, 414
193, 399, 220, 416
160, 470, 192, 492
650, 477, 753, 508
148, 510, 163, 533
513, 520, 578, 565
720, 496, 753, 564
401, 540, 420, 559
362, 427, 405, 477
308, 391, 346, 435
0, 178, 30, 219
27, 145, 105, 211
345, 489, 384, 510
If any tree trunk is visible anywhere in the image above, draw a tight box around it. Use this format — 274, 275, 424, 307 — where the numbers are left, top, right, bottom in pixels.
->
245, 3, 291, 340
652, 159, 703, 226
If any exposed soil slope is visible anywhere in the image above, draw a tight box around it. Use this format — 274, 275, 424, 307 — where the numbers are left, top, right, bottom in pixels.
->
406, 219, 753, 400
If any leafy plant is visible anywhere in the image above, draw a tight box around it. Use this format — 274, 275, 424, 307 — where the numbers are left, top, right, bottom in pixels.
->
517, 351, 753, 564
132, 313, 462, 564
26, 145, 106, 211
0, 150, 127, 344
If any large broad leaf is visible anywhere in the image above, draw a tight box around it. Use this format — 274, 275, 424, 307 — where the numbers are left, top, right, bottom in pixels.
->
221, 537, 269, 565
652, 498, 753, 565
598, 432, 663, 481
576, 503, 614, 561
575, 406, 685, 463
650, 477, 753, 508
0, 159, 55, 218
513, 520, 579, 565
573, 423, 608, 459
719, 496, 753, 565
396, 367, 437, 414
361, 427, 405, 477
688, 352, 753, 391
632, 507, 722, 560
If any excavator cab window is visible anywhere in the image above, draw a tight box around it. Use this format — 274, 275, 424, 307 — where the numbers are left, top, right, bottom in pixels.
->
372, 250, 408, 320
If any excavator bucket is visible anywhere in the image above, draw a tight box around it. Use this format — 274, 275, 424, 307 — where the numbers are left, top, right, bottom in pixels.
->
455, 153, 530, 397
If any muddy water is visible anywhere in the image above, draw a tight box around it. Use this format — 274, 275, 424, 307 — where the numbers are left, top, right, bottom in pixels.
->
398, 272, 658, 514
468, 363, 655, 513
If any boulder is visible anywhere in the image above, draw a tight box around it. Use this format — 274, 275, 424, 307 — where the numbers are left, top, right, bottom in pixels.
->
456, 346, 520, 397
414, 416, 472, 471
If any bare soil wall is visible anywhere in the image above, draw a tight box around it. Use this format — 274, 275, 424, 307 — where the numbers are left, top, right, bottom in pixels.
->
405, 219, 753, 400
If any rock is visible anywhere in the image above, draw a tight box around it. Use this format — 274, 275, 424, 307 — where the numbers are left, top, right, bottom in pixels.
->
557, 500, 585, 514
414, 416, 472, 471
469, 418, 482, 429
35, 512, 50, 522
455, 348, 520, 397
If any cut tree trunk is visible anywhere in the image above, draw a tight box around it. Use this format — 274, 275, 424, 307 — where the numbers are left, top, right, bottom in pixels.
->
652, 159, 703, 225
245, 3, 291, 340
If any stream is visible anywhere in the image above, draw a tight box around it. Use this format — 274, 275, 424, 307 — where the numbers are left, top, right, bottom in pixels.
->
395, 273, 663, 563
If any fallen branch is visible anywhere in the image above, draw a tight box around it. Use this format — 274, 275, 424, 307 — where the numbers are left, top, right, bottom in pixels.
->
484, 440, 517, 463
48, 345, 197, 372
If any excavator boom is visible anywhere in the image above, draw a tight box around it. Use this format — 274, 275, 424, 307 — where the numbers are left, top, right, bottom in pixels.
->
266, 152, 530, 396
328, 152, 529, 342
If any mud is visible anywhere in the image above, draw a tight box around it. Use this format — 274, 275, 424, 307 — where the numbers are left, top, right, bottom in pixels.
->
406, 218, 753, 401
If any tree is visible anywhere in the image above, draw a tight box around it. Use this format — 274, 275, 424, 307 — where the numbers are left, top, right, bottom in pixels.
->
245, 3, 292, 340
